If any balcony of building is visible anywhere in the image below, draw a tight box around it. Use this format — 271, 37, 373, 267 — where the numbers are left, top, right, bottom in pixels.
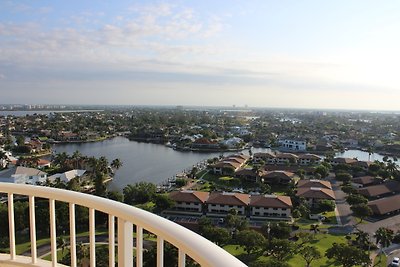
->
0, 183, 246, 267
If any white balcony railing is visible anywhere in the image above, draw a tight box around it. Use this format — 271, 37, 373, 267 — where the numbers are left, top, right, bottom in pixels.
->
0, 183, 246, 267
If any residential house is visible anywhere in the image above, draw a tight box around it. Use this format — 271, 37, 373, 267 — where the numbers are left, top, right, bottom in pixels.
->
357, 181, 400, 199
352, 161, 373, 171
298, 154, 322, 166
253, 152, 276, 164
0, 166, 47, 184
249, 195, 292, 220
330, 157, 358, 166
234, 168, 259, 183
206, 192, 250, 216
169, 190, 210, 215
368, 194, 400, 216
261, 171, 295, 184
278, 139, 307, 152
48, 169, 87, 183
275, 153, 299, 165
191, 138, 220, 150
296, 187, 335, 207
212, 154, 249, 175
351, 176, 382, 188
297, 179, 332, 190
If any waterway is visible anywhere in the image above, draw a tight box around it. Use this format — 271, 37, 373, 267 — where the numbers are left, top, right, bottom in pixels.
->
52, 137, 271, 191
52, 137, 392, 191
0, 110, 102, 117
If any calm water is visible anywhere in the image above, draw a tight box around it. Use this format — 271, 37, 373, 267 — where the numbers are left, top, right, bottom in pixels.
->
0, 110, 102, 117
53, 137, 271, 191
52, 137, 392, 191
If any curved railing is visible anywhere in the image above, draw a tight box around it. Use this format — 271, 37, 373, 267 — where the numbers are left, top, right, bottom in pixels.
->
0, 183, 247, 267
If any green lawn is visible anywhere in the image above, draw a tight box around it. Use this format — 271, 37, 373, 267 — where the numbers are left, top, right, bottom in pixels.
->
373, 254, 387, 267
219, 176, 234, 181
224, 233, 349, 266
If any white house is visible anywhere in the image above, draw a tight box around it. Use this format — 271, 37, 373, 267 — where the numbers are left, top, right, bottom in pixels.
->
278, 139, 307, 151
0, 166, 47, 184
48, 169, 86, 183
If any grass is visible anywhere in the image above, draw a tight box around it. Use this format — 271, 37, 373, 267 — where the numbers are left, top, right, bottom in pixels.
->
373, 254, 387, 267
223, 233, 348, 266
219, 176, 234, 181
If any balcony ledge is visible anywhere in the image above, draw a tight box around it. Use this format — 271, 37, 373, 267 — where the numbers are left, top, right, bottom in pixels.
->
0, 254, 68, 267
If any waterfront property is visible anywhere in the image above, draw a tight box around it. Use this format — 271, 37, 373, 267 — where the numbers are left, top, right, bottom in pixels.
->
278, 139, 307, 151
296, 179, 335, 207
0, 166, 47, 184
211, 154, 249, 175
206, 192, 250, 216
249, 194, 292, 220
169, 190, 210, 215
167, 190, 294, 220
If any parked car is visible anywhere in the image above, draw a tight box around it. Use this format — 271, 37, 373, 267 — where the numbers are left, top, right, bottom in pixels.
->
391, 257, 400, 267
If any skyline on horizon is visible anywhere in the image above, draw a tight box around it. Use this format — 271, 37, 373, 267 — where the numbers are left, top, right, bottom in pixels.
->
1, 1, 400, 110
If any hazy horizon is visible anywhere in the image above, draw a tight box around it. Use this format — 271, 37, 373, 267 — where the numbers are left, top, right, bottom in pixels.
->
1, 1, 400, 110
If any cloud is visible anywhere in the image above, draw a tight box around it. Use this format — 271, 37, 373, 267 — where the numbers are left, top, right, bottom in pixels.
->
0, 73, 5, 80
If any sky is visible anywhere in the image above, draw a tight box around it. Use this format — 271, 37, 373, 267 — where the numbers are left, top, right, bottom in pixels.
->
1, 0, 400, 110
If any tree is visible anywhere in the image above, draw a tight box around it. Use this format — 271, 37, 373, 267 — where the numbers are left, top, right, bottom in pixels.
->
57, 236, 67, 255
310, 224, 320, 235
266, 238, 294, 261
315, 165, 329, 178
236, 230, 266, 255
374, 227, 394, 257
123, 182, 157, 205
346, 194, 368, 205
354, 230, 370, 250
325, 243, 370, 267
297, 232, 314, 247
262, 222, 291, 240
202, 226, 231, 246
317, 199, 335, 212
153, 194, 175, 213
110, 158, 123, 170
350, 204, 372, 223
335, 172, 352, 183
249, 258, 290, 267
299, 246, 321, 267
107, 191, 124, 202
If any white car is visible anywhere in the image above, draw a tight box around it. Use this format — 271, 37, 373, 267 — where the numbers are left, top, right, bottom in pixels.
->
391, 257, 400, 266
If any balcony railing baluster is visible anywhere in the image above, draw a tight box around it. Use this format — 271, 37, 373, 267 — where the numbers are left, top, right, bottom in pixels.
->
0, 184, 246, 267
136, 225, 143, 267
178, 249, 186, 267
89, 208, 96, 267
7, 193, 15, 260
118, 218, 133, 266
49, 199, 57, 266
29, 195, 37, 264
109, 214, 115, 267
69, 203, 77, 267
157, 236, 164, 267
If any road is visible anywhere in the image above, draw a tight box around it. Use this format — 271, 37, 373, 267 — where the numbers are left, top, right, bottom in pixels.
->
22, 234, 155, 258
327, 173, 357, 226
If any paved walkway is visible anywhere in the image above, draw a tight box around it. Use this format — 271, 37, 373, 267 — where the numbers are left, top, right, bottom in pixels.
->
327, 173, 357, 226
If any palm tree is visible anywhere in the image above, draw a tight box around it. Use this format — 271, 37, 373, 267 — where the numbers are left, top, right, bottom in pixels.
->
386, 160, 398, 178
354, 230, 370, 249
111, 158, 122, 170
310, 224, 320, 235
375, 227, 394, 261
57, 236, 67, 256
72, 150, 82, 169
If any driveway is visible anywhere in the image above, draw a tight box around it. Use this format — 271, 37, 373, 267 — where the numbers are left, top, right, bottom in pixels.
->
327, 173, 357, 226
